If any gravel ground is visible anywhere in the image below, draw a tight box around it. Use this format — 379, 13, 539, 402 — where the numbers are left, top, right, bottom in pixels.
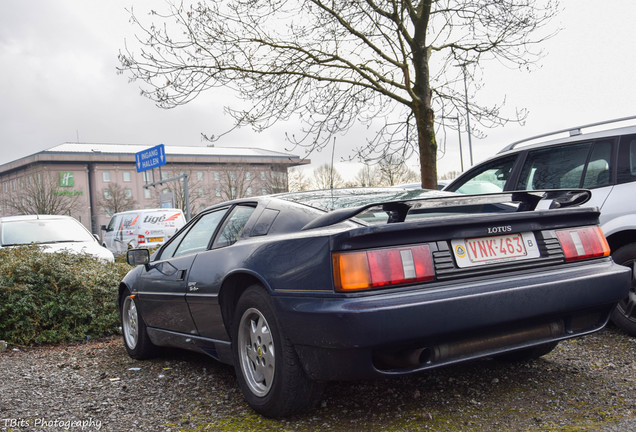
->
1, 326, 635, 432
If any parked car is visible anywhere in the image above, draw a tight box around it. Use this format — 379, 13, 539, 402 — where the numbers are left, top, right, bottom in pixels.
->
0, 214, 114, 262
444, 117, 636, 336
119, 188, 630, 417
101, 208, 185, 255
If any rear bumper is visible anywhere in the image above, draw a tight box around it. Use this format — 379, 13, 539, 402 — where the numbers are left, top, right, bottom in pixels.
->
272, 259, 631, 380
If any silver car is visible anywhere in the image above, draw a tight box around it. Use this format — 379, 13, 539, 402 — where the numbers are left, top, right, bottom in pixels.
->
445, 117, 636, 336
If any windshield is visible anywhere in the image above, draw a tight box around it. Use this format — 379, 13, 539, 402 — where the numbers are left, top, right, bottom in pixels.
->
1, 218, 95, 246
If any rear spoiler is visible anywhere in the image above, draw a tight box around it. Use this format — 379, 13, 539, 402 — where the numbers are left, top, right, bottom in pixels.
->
301, 189, 592, 231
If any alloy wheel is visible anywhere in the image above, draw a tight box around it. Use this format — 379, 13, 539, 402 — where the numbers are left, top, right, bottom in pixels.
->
237, 307, 275, 397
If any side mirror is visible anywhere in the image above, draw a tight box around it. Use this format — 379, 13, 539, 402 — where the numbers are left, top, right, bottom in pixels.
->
127, 248, 150, 266
100, 225, 110, 232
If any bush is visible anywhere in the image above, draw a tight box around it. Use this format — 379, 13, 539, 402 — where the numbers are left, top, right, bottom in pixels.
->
0, 246, 132, 345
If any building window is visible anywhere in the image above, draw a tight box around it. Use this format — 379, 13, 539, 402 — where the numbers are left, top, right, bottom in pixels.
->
197, 171, 204, 181
161, 171, 169, 181
215, 187, 221, 197
246, 171, 252, 180
230, 171, 236, 181
143, 171, 151, 182
124, 188, 133, 199
144, 188, 152, 199
261, 171, 266, 180
197, 187, 204, 197
103, 171, 111, 182
104, 189, 112, 199
123, 171, 131, 182
246, 186, 252, 196
214, 172, 220, 181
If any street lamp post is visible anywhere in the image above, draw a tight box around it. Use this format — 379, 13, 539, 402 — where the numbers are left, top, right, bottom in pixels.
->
456, 62, 474, 166
455, 116, 464, 172
442, 116, 464, 172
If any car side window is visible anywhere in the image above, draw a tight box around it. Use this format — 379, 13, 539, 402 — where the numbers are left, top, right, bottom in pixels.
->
582, 140, 613, 188
617, 135, 636, 184
160, 209, 228, 259
517, 140, 614, 190
214, 205, 256, 248
448, 155, 517, 194
106, 215, 120, 232
517, 143, 591, 190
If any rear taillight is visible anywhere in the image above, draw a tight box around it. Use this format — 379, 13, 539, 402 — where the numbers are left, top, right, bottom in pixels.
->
333, 245, 434, 292
556, 226, 610, 262
137, 234, 146, 244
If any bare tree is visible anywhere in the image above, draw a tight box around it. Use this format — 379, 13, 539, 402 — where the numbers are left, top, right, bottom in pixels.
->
287, 167, 311, 192
155, 170, 209, 216
439, 170, 462, 180
218, 165, 257, 201
378, 154, 420, 186
5, 171, 83, 215
261, 169, 289, 195
354, 164, 383, 187
312, 164, 345, 190
119, 1, 558, 188
98, 183, 137, 216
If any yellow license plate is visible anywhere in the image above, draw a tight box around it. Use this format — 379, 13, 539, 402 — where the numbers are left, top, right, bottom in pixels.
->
148, 237, 163, 242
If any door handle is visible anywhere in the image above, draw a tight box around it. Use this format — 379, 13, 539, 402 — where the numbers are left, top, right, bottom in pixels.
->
177, 270, 187, 281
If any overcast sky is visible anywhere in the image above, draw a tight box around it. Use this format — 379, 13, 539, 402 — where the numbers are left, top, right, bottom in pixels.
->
1, 1, 635, 180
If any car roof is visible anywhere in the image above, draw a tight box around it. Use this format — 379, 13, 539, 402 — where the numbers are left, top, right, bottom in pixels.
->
195, 188, 453, 215
0, 214, 75, 223
498, 123, 636, 155
110, 208, 183, 216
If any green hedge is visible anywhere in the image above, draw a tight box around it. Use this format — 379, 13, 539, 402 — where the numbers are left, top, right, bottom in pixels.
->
0, 246, 132, 345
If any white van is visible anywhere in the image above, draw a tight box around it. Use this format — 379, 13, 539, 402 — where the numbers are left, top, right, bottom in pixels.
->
101, 208, 186, 255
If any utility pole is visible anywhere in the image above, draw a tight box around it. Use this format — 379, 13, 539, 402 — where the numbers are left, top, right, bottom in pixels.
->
456, 62, 474, 166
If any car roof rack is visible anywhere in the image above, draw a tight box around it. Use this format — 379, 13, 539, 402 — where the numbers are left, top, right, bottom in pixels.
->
499, 115, 636, 153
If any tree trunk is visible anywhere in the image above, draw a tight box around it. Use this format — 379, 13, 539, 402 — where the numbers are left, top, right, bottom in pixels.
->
411, 1, 437, 189
415, 103, 437, 189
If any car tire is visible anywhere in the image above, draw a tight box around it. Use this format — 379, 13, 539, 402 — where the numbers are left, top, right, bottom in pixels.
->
497, 341, 559, 362
231, 286, 324, 418
610, 243, 636, 336
120, 288, 157, 359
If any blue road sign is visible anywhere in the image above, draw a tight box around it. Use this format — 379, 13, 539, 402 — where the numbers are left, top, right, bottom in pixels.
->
136, 144, 166, 173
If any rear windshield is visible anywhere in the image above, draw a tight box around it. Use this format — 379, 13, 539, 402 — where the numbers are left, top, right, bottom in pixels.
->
280, 188, 520, 227
279, 188, 450, 211
1, 219, 94, 246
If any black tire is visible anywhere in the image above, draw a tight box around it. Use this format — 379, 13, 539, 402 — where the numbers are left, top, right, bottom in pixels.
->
610, 243, 636, 336
497, 341, 559, 362
231, 286, 324, 418
120, 288, 157, 359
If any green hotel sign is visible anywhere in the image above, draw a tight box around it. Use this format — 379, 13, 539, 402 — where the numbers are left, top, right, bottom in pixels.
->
56, 172, 82, 196
59, 172, 74, 187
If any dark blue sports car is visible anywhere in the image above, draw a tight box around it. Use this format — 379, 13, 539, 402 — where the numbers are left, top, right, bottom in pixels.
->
119, 188, 630, 417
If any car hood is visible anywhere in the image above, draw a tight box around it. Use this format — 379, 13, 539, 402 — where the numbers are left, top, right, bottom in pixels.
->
38, 241, 115, 262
